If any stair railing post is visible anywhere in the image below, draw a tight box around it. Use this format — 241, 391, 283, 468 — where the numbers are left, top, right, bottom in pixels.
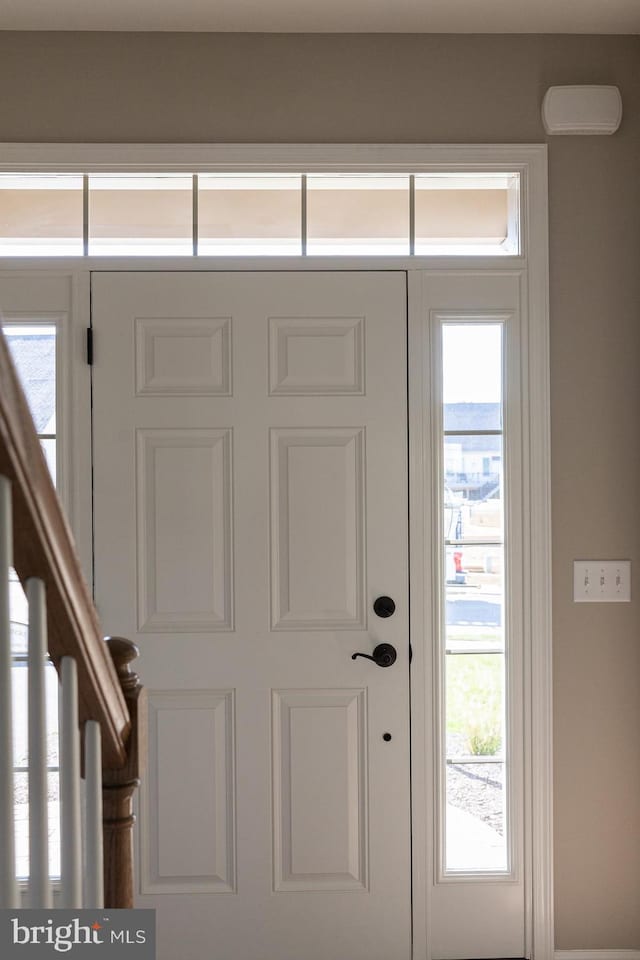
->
102, 637, 145, 909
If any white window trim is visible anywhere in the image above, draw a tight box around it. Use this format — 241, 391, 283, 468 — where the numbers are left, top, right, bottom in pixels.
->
0, 141, 543, 176
0, 143, 552, 960
0, 272, 91, 582
430, 307, 522, 886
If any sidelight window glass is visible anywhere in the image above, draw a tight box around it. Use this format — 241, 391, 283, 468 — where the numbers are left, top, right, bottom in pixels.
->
440, 320, 508, 874
4, 322, 61, 879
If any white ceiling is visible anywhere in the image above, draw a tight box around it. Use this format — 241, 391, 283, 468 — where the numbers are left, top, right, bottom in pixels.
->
0, 0, 639, 33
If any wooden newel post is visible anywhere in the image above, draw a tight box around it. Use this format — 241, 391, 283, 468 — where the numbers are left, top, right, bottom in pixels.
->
102, 637, 145, 909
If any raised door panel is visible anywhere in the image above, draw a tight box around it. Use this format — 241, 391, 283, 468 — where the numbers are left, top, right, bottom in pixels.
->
268, 316, 365, 395
272, 689, 367, 891
270, 428, 366, 630
140, 690, 236, 894
136, 428, 233, 632
135, 316, 232, 396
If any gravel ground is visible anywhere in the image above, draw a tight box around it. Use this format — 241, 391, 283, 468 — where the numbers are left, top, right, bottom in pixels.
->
446, 733, 504, 835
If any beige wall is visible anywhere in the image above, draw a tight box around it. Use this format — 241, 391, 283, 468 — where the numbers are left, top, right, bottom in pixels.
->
1, 31, 638, 950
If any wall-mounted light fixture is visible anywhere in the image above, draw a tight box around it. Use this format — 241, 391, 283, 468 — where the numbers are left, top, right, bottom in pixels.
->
542, 85, 622, 135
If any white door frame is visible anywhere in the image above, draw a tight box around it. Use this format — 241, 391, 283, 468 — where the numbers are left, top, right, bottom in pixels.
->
0, 142, 552, 960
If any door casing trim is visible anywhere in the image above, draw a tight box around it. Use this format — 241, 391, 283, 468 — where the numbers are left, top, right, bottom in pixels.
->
0, 142, 552, 960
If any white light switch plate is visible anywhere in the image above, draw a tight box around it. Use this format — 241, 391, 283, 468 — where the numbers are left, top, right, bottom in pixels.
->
573, 560, 631, 602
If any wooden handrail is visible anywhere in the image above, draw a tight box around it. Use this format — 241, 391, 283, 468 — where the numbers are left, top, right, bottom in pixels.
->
0, 328, 129, 769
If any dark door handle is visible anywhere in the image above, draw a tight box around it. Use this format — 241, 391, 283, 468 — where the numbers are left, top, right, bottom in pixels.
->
351, 643, 397, 668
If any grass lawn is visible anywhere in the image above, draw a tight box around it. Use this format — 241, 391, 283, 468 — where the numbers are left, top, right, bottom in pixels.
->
446, 651, 504, 755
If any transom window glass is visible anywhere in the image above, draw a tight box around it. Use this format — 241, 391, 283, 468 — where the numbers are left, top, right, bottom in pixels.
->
88, 174, 193, 256
198, 174, 301, 255
0, 172, 521, 257
0, 175, 83, 256
415, 173, 517, 255
306, 174, 410, 255
3, 323, 60, 880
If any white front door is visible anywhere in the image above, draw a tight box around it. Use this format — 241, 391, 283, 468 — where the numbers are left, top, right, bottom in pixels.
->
92, 271, 411, 960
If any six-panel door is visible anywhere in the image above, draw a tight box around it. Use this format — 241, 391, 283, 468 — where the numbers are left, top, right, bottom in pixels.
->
92, 272, 411, 960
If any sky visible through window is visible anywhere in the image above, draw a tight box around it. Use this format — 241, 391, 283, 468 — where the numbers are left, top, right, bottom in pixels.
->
443, 324, 502, 404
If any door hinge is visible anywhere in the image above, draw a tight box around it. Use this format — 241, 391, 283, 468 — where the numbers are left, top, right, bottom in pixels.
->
86, 327, 93, 365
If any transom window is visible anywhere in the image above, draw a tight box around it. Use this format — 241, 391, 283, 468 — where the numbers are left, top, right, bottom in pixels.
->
0, 172, 520, 257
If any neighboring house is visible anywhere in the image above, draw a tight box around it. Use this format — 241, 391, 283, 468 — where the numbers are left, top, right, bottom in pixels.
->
444, 403, 501, 500
6, 333, 56, 434
5, 330, 57, 650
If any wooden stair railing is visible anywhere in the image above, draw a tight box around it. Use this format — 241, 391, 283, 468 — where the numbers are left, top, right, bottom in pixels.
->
0, 326, 143, 907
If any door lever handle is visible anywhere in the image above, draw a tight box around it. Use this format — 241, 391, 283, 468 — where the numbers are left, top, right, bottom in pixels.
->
351, 643, 397, 668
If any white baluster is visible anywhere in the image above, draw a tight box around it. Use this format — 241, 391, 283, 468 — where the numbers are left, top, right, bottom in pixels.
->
26, 577, 51, 908
0, 475, 17, 908
84, 720, 103, 908
59, 656, 82, 907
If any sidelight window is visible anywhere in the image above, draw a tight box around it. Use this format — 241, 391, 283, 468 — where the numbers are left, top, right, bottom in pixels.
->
4, 323, 61, 880
439, 320, 511, 874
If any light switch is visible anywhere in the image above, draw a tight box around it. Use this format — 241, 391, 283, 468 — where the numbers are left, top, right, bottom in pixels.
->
573, 560, 631, 602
